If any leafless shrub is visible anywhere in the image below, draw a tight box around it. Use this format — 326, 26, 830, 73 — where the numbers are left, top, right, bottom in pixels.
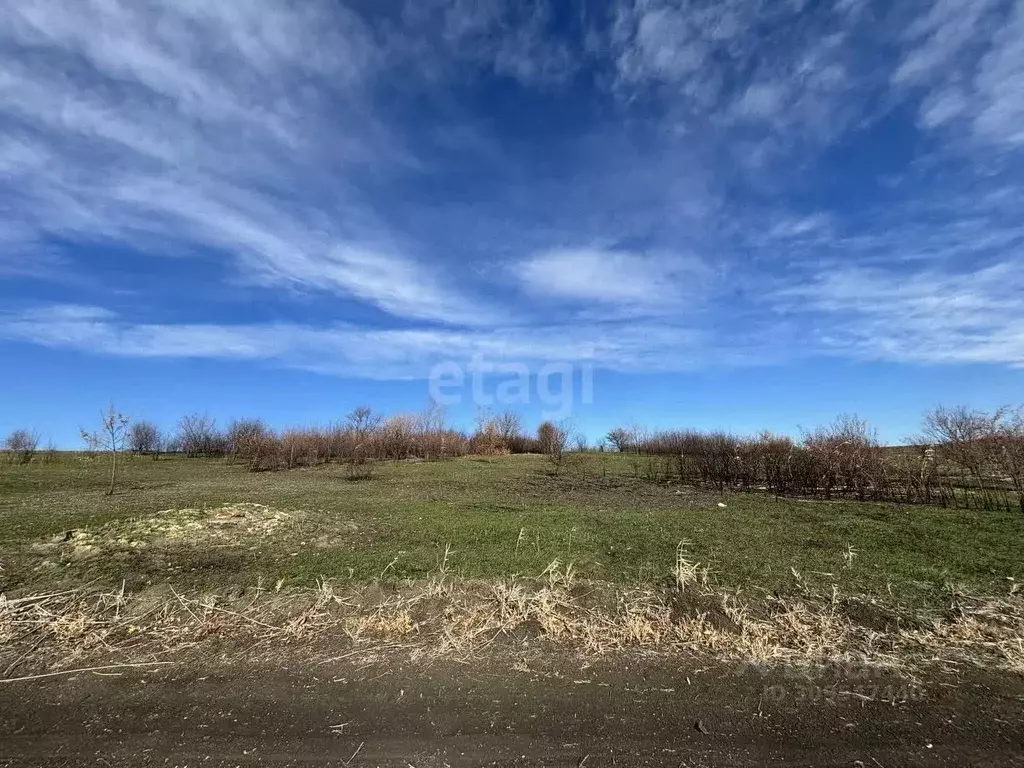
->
887, 444, 948, 507
176, 413, 225, 458
802, 414, 885, 500
280, 428, 307, 469
470, 409, 506, 456
417, 400, 459, 460
377, 414, 419, 460
3, 428, 40, 464
469, 409, 537, 454
235, 421, 280, 472
922, 405, 1024, 512
81, 430, 99, 459
226, 419, 268, 459
606, 427, 636, 453
622, 417, 891, 500
992, 410, 1024, 513
632, 429, 739, 489
346, 406, 382, 441
922, 406, 999, 496
129, 421, 161, 458
538, 420, 571, 474
690, 431, 738, 491
609, 406, 1024, 511
749, 432, 796, 494
494, 409, 522, 448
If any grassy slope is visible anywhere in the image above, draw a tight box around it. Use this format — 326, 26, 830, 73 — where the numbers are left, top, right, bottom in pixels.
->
0, 454, 1020, 601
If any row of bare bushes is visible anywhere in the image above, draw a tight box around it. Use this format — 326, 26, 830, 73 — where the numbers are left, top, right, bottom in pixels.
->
97, 407, 547, 473
605, 408, 1024, 512
4, 405, 561, 477
7, 402, 1022, 511
1, 428, 60, 464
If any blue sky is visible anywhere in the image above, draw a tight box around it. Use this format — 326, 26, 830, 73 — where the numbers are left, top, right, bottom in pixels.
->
2, 0, 1023, 446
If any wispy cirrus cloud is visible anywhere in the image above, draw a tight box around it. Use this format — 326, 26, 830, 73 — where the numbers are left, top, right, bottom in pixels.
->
2, 0, 1024, 382
0, 0, 497, 325
606, 0, 892, 168
396, 0, 578, 85
515, 247, 710, 314
778, 260, 1024, 366
0, 303, 737, 378
892, 0, 1024, 148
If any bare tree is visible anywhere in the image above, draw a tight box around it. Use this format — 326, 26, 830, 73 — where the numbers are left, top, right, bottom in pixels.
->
418, 399, 450, 459
81, 430, 100, 459
922, 405, 1004, 503
538, 420, 571, 474
342, 406, 383, 461
801, 414, 884, 500
346, 406, 380, 438
3, 428, 40, 464
129, 420, 161, 457
470, 408, 503, 456
226, 418, 269, 459
990, 408, 1024, 513
177, 413, 224, 457
494, 409, 524, 451
81, 404, 131, 495
605, 427, 633, 453
227, 419, 279, 472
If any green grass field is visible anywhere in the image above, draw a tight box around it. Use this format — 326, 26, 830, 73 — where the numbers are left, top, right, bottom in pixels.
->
1, 453, 1021, 604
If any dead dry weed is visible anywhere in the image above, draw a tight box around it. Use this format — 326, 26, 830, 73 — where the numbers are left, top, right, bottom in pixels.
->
2, 567, 1023, 678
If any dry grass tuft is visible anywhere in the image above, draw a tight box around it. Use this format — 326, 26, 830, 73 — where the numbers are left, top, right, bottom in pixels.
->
3, 568, 1023, 676
672, 541, 709, 592
898, 596, 1024, 673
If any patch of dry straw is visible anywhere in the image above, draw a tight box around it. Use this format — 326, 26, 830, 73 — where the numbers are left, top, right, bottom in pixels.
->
2, 564, 1023, 676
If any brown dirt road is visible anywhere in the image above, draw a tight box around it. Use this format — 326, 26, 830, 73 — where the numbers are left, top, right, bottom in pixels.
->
1, 655, 1022, 767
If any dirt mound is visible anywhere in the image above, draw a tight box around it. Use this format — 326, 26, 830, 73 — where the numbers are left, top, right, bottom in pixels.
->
31, 503, 293, 561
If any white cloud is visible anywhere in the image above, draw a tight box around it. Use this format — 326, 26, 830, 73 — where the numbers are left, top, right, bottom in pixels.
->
767, 214, 832, 239
611, 0, 744, 102
919, 86, 968, 128
777, 260, 1024, 366
608, 0, 878, 168
892, 0, 1002, 85
626, 7, 708, 81
0, 0, 490, 325
736, 82, 790, 119
395, 0, 578, 85
972, 0, 1024, 146
3, 0, 1024, 381
0, 303, 726, 378
515, 248, 709, 309
892, 0, 1024, 148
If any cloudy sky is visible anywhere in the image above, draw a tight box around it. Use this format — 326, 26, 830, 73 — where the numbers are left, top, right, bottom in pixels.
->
2, 0, 1023, 442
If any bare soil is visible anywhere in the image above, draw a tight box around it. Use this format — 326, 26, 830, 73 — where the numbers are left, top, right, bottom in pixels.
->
1, 654, 1022, 767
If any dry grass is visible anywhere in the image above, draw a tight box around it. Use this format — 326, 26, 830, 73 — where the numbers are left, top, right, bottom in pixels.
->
672, 540, 709, 592
3, 564, 1023, 678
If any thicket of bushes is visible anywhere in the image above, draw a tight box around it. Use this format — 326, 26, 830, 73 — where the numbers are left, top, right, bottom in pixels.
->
605, 407, 1024, 512
108, 407, 547, 475
5, 404, 1022, 511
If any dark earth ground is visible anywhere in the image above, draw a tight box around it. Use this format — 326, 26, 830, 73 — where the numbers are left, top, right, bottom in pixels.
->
2, 654, 1022, 767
